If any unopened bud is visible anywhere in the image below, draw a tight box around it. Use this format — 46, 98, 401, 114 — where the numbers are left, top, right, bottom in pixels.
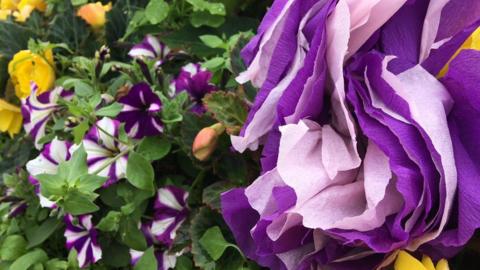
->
192, 123, 225, 161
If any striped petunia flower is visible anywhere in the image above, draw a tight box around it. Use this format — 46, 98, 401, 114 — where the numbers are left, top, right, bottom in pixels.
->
22, 83, 73, 149
26, 137, 72, 208
64, 214, 102, 268
81, 117, 129, 187
116, 83, 163, 139
142, 186, 188, 246
130, 248, 178, 270
170, 63, 216, 114
128, 35, 171, 66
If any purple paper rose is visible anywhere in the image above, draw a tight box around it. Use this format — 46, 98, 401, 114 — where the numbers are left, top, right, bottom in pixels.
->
222, 0, 480, 269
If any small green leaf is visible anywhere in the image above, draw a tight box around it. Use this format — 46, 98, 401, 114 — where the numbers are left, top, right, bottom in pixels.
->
45, 259, 68, 270
175, 255, 193, 270
65, 145, 88, 181
190, 11, 225, 28
96, 211, 122, 232
76, 174, 106, 193
9, 249, 48, 270
133, 247, 158, 270
96, 102, 124, 117
63, 191, 99, 215
36, 174, 66, 198
126, 151, 155, 191
199, 226, 231, 260
0, 235, 27, 261
145, 0, 170, 25
186, 0, 226, 15
73, 121, 89, 144
202, 57, 226, 71
63, 78, 93, 97
199, 35, 224, 48
137, 136, 171, 161
202, 181, 235, 211
26, 218, 61, 249
203, 92, 247, 135
120, 218, 147, 251
70, 0, 87, 6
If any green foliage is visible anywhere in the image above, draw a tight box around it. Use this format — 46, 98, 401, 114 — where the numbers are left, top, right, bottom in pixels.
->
203, 91, 248, 134
137, 136, 172, 161
0, 235, 27, 261
0, 21, 35, 57
126, 151, 155, 192
134, 247, 158, 270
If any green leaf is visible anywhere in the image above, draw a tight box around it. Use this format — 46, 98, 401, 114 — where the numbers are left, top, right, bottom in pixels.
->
202, 57, 226, 71
0, 235, 27, 261
0, 21, 35, 57
134, 247, 158, 270
9, 249, 48, 270
96, 102, 124, 117
199, 35, 224, 49
190, 11, 225, 28
202, 181, 235, 211
63, 190, 99, 215
36, 174, 66, 198
120, 218, 147, 250
203, 92, 247, 135
186, 0, 226, 15
137, 136, 171, 161
96, 211, 122, 232
175, 255, 193, 270
45, 259, 68, 270
72, 121, 89, 144
71, 0, 87, 6
62, 79, 93, 97
123, 10, 149, 40
145, 0, 170, 25
65, 145, 88, 181
199, 226, 233, 260
76, 174, 106, 193
101, 241, 130, 267
67, 249, 78, 269
26, 218, 61, 249
126, 151, 155, 192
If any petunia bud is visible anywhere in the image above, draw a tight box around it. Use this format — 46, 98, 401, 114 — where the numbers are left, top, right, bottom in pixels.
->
192, 123, 225, 161
77, 2, 111, 28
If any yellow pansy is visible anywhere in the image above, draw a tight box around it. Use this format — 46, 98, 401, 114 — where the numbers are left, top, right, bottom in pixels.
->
0, 99, 22, 137
77, 2, 112, 28
0, 9, 11, 19
13, 0, 46, 22
0, 0, 19, 10
8, 49, 55, 99
395, 251, 450, 270
439, 27, 480, 77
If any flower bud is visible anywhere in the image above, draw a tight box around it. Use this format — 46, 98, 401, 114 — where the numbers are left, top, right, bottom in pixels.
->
192, 123, 225, 161
77, 2, 111, 28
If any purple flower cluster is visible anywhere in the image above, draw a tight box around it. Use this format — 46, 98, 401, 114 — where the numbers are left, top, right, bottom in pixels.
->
171, 63, 216, 113
222, 0, 480, 269
64, 214, 102, 268
131, 186, 189, 270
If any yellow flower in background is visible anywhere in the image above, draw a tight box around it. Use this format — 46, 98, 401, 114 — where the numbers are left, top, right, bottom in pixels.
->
439, 26, 480, 77
8, 49, 55, 99
0, 99, 22, 137
14, 0, 46, 22
0, 0, 19, 10
395, 251, 450, 270
77, 2, 112, 28
0, 0, 45, 21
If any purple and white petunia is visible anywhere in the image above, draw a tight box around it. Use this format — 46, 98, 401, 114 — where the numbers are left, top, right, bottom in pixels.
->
128, 35, 171, 66
130, 248, 178, 270
64, 214, 102, 268
142, 186, 188, 246
26, 138, 72, 208
22, 83, 73, 149
116, 83, 163, 139
81, 117, 129, 187
170, 63, 216, 114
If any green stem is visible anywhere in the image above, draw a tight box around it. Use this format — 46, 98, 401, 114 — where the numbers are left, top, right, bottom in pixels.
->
91, 147, 132, 176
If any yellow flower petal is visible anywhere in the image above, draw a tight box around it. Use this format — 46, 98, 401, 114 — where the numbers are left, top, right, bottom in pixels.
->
439, 27, 480, 77
0, 9, 12, 20
18, 0, 46, 12
0, 99, 22, 137
0, 0, 19, 10
394, 251, 427, 270
436, 259, 450, 270
8, 49, 55, 99
7, 111, 22, 137
421, 255, 436, 270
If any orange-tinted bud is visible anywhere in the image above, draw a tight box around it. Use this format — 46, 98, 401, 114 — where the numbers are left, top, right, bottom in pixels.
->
192, 123, 225, 161
77, 2, 111, 28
